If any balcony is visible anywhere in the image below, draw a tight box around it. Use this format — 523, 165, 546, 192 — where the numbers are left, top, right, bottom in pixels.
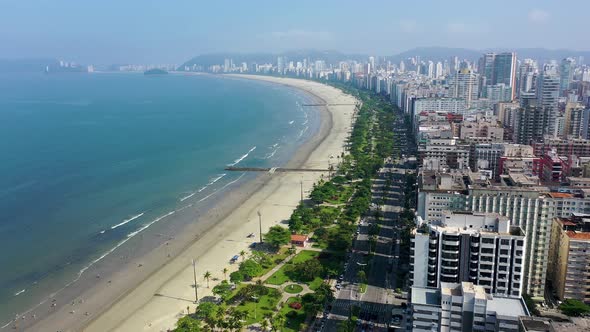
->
443, 240, 460, 246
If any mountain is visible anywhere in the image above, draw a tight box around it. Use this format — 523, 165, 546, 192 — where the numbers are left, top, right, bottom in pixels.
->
180, 47, 590, 70
384, 47, 482, 63
179, 50, 367, 70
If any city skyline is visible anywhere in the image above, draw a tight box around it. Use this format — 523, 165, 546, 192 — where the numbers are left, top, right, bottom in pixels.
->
1, 0, 589, 64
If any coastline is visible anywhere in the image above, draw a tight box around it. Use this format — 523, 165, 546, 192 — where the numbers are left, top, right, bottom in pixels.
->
22, 76, 356, 332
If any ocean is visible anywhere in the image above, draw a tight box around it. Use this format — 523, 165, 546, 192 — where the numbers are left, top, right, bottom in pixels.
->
0, 72, 318, 324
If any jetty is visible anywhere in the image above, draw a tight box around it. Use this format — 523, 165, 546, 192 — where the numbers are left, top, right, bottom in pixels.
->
302, 103, 357, 107
225, 167, 330, 173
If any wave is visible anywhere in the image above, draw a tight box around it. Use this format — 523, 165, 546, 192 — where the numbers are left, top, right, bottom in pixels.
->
180, 192, 195, 202
265, 147, 280, 159
289, 120, 294, 125
126, 211, 175, 238
298, 126, 309, 139
220, 173, 246, 190
185, 174, 227, 200
111, 213, 144, 230
14, 289, 25, 297
227, 146, 256, 166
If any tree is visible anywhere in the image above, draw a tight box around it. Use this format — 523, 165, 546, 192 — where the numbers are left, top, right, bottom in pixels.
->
265, 225, 291, 249
261, 318, 269, 331
175, 315, 201, 332
212, 280, 233, 302
222, 267, 229, 280
239, 259, 263, 280
357, 270, 367, 283
560, 299, 590, 316
240, 250, 246, 262
196, 302, 219, 326
291, 259, 324, 282
203, 271, 212, 288
230, 271, 244, 284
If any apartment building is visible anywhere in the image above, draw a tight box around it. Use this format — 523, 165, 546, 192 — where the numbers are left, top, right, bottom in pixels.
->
411, 282, 529, 332
410, 211, 526, 298
418, 138, 471, 171
548, 213, 590, 302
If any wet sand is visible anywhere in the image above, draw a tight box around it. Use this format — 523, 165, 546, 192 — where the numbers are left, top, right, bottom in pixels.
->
22, 76, 356, 332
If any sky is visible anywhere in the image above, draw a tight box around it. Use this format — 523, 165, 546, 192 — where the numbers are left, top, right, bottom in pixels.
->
0, 0, 587, 65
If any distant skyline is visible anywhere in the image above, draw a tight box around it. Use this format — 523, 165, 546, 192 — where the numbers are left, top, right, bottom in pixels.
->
1, 0, 588, 65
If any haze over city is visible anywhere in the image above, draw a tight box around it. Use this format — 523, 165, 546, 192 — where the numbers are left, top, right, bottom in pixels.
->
1, 0, 588, 64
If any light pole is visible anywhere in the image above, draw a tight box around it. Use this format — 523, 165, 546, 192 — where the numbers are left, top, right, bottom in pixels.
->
300, 179, 304, 203
252, 296, 258, 320
257, 210, 263, 244
192, 259, 198, 303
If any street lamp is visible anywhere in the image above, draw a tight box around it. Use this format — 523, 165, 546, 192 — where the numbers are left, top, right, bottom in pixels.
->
252, 296, 259, 320
192, 259, 199, 303
257, 210, 263, 244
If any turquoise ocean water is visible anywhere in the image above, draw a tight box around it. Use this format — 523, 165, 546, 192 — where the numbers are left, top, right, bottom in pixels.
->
0, 73, 318, 323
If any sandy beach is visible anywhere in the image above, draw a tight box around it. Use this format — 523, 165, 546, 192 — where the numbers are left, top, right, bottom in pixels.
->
23, 76, 356, 332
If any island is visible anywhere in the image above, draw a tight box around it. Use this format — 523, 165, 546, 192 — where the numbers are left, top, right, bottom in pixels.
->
144, 68, 168, 75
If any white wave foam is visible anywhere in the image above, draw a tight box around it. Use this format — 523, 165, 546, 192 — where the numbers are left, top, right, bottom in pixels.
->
265, 147, 280, 159
298, 126, 309, 139
220, 173, 246, 190
289, 120, 294, 125
209, 174, 226, 185
126, 211, 175, 238
14, 289, 25, 296
180, 192, 195, 202
227, 146, 256, 166
176, 204, 193, 212
111, 213, 144, 230
0, 210, 179, 329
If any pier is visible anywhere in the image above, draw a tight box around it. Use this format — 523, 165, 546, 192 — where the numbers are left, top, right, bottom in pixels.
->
302, 103, 357, 107
225, 166, 330, 173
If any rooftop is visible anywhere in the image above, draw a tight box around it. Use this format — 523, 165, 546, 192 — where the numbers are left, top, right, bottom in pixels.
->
486, 296, 529, 318
411, 286, 440, 306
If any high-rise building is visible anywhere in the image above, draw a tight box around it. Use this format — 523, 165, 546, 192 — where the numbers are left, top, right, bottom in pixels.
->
368, 56, 375, 73
517, 59, 538, 97
511, 102, 549, 144
428, 61, 434, 78
410, 282, 529, 332
548, 213, 590, 303
411, 211, 526, 298
450, 69, 479, 108
560, 58, 576, 96
436, 61, 443, 78
277, 56, 284, 73
537, 70, 560, 136
479, 52, 517, 99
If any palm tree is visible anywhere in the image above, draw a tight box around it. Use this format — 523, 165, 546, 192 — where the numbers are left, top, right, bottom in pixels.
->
261, 318, 269, 331
239, 250, 246, 261
222, 267, 229, 280
203, 271, 212, 288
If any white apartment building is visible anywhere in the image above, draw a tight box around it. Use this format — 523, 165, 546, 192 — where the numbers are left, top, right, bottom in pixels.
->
419, 138, 470, 171
417, 168, 590, 299
411, 282, 529, 332
411, 211, 526, 298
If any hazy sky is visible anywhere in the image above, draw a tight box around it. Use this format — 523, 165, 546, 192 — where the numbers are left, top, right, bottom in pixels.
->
1, 0, 587, 64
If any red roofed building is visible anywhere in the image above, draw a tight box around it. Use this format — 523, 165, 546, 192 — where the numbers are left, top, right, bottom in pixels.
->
290, 234, 309, 248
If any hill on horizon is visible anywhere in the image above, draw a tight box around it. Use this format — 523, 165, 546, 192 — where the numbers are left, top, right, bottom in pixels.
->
180, 46, 590, 69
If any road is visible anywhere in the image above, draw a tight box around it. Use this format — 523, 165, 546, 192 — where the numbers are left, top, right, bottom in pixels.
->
312, 113, 414, 332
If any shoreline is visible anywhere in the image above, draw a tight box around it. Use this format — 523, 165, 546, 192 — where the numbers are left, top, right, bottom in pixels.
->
21, 76, 356, 332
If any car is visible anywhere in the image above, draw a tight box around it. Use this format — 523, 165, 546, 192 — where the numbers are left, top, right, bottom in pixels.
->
335, 284, 342, 290
338, 275, 344, 280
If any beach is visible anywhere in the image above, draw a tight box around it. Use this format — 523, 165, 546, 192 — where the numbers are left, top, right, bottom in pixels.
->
23, 76, 356, 332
